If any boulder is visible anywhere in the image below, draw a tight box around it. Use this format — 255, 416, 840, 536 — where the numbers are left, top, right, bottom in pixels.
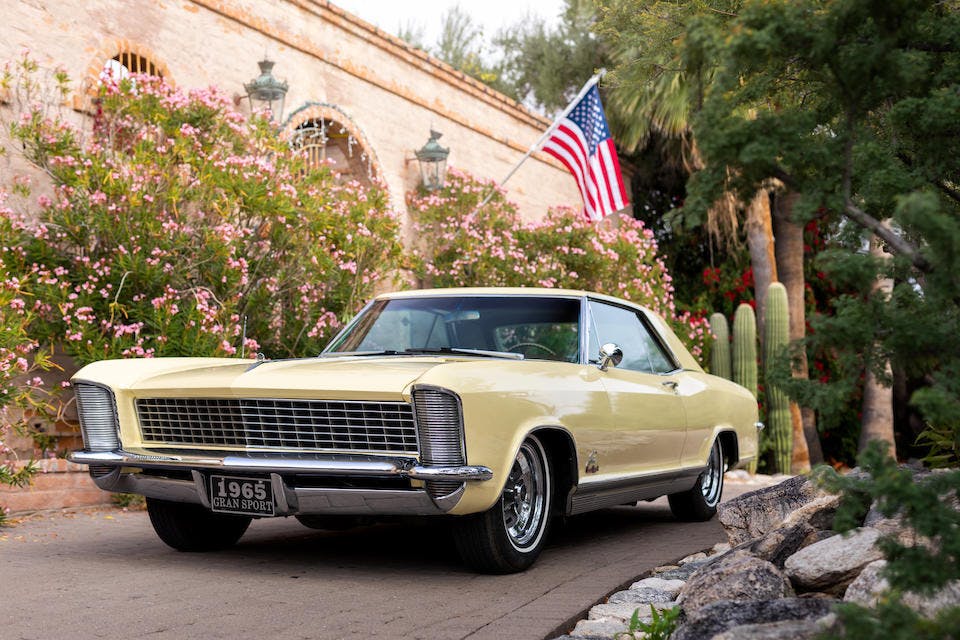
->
843, 560, 889, 607
570, 616, 628, 638
740, 522, 817, 569
718, 475, 826, 545
678, 552, 793, 616
628, 577, 686, 598
607, 587, 676, 605
711, 614, 838, 640
903, 581, 960, 619
588, 601, 675, 621
656, 561, 710, 581
780, 494, 841, 531
672, 598, 837, 640
784, 527, 884, 594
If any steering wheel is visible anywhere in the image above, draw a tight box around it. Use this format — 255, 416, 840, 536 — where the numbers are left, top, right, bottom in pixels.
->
511, 342, 557, 357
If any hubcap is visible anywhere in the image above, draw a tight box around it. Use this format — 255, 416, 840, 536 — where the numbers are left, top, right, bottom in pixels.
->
501, 440, 547, 550
700, 440, 724, 507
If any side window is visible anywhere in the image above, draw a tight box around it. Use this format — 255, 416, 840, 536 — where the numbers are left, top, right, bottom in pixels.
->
588, 301, 676, 374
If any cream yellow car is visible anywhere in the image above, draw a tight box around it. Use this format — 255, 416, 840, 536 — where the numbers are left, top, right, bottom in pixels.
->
69, 288, 759, 573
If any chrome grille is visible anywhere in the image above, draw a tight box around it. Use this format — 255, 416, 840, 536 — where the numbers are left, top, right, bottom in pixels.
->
136, 398, 418, 454
412, 386, 465, 498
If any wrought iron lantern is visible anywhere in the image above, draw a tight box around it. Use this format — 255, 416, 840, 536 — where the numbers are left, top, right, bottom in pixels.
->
243, 58, 289, 122
415, 129, 450, 191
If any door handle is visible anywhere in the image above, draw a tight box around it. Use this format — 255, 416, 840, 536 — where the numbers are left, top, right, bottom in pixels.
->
662, 380, 678, 391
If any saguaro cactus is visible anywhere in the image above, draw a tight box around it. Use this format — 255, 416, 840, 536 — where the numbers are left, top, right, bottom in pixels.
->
709, 312, 731, 380
732, 303, 758, 398
764, 282, 792, 473
733, 303, 759, 474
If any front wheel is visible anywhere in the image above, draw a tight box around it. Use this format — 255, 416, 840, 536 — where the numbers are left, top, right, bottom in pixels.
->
147, 498, 251, 551
452, 435, 552, 573
668, 438, 724, 521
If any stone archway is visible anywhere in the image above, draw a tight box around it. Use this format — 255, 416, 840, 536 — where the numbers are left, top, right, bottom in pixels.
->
283, 103, 382, 187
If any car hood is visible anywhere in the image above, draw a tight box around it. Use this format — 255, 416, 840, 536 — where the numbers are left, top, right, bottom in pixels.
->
73, 356, 453, 401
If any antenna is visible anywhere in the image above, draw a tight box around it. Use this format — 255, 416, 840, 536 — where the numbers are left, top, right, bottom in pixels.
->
240, 315, 247, 358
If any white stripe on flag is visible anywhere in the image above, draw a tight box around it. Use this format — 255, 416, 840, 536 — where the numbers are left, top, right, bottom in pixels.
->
543, 134, 595, 219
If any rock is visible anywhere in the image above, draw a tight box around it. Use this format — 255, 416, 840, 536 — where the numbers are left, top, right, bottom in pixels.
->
679, 551, 708, 565
844, 559, 889, 607
802, 529, 836, 547
608, 588, 676, 605
742, 522, 817, 569
628, 577, 686, 598
784, 527, 884, 594
780, 494, 841, 531
718, 475, 826, 545
710, 542, 731, 555
678, 552, 793, 616
903, 580, 960, 618
711, 614, 838, 640
589, 601, 674, 621
672, 598, 837, 640
570, 617, 628, 638
656, 561, 709, 581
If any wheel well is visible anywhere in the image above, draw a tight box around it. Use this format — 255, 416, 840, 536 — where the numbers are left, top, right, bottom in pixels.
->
530, 428, 578, 518
717, 430, 739, 470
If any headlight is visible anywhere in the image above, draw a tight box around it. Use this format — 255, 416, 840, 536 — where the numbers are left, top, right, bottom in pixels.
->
412, 386, 465, 498
74, 382, 120, 451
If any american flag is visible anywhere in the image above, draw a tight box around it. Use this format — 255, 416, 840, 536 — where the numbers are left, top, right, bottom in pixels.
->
541, 85, 628, 221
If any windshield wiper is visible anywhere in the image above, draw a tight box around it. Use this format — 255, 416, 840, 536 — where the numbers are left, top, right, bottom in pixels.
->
320, 350, 405, 357
403, 347, 524, 360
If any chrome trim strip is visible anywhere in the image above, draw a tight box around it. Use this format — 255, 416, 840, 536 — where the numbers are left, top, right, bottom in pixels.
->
190, 470, 211, 508
568, 466, 706, 515
68, 449, 492, 481
88, 470, 463, 515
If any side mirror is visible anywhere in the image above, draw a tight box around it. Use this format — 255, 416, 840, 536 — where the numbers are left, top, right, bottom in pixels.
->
598, 343, 623, 371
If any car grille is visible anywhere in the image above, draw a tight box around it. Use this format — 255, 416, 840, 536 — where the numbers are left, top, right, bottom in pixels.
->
136, 398, 419, 454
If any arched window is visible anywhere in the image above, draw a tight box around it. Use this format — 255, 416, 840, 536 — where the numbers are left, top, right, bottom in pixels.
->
103, 52, 162, 80
290, 117, 376, 186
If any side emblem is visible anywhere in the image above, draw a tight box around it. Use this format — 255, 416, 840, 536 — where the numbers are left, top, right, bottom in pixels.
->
585, 450, 600, 475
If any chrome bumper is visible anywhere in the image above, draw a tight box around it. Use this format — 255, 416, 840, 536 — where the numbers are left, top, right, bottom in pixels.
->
68, 448, 493, 515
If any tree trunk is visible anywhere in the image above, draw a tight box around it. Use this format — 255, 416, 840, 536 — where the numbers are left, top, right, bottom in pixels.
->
859, 234, 897, 458
772, 192, 817, 471
745, 190, 777, 345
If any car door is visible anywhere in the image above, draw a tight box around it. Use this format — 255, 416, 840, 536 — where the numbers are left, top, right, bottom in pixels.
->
586, 299, 687, 476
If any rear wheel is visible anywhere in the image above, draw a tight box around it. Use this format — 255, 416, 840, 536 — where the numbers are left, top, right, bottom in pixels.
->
147, 498, 251, 551
668, 438, 724, 521
452, 435, 552, 573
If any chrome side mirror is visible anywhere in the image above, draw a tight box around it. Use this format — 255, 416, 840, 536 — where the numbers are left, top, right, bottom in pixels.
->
598, 343, 623, 371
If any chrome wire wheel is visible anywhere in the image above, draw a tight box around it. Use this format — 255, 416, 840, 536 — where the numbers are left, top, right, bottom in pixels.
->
700, 439, 724, 507
501, 439, 549, 551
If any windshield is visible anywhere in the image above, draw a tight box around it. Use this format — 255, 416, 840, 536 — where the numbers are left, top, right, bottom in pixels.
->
325, 296, 581, 363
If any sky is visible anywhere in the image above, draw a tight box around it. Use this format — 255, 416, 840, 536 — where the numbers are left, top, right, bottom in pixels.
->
331, 1, 566, 51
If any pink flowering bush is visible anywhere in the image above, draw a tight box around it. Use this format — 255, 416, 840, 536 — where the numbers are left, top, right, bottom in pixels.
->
408, 169, 710, 361
3, 61, 402, 366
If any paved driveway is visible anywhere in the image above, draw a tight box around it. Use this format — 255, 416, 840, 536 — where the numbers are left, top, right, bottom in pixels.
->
0, 484, 759, 640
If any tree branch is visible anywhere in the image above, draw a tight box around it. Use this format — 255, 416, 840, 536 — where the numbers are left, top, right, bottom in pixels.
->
844, 201, 932, 273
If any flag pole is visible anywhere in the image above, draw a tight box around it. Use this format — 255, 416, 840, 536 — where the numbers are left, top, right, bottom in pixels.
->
471, 68, 607, 213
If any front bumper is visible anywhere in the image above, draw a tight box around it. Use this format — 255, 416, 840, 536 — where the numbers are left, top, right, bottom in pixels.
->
68, 448, 493, 516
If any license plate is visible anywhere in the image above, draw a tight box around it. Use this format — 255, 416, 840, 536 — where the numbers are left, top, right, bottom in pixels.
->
209, 475, 274, 517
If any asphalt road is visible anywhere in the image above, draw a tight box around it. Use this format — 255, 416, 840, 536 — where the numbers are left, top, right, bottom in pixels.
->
0, 484, 758, 640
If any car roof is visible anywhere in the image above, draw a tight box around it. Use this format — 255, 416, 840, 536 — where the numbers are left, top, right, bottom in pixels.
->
375, 287, 653, 313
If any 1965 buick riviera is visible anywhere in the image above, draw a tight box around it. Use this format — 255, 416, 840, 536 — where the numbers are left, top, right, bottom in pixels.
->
69, 288, 759, 573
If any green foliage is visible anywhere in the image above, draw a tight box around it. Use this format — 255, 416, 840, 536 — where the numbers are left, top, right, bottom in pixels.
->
765, 282, 792, 473
708, 312, 730, 379
816, 442, 960, 639
615, 604, 680, 640
1, 58, 402, 366
495, 0, 606, 114
408, 169, 711, 361
678, 0, 960, 457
